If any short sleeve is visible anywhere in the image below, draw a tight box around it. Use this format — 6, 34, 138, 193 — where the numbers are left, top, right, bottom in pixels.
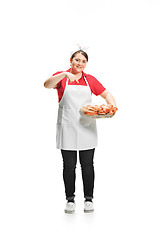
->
87, 74, 106, 96
52, 71, 63, 89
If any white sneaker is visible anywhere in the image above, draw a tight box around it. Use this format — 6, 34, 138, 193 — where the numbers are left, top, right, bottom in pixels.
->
84, 201, 94, 213
64, 202, 76, 214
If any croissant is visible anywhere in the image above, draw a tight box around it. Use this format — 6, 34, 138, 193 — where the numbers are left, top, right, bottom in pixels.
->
81, 104, 118, 116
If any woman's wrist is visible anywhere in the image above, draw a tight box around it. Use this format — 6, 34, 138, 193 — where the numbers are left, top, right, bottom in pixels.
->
63, 72, 68, 78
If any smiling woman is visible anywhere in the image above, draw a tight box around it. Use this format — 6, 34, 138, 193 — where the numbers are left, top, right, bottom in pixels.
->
44, 46, 117, 214
69, 51, 88, 82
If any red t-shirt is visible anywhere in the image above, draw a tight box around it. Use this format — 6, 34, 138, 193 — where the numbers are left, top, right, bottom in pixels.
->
52, 68, 106, 103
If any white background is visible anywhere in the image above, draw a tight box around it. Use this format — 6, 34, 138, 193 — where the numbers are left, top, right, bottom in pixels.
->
0, 0, 160, 239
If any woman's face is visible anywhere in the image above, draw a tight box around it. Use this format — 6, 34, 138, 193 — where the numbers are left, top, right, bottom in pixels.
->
70, 53, 87, 73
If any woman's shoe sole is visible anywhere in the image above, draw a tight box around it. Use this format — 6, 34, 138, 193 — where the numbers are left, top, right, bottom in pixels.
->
84, 209, 94, 213
64, 210, 75, 214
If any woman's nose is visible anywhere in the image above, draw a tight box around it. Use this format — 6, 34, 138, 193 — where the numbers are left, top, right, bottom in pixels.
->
79, 60, 83, 65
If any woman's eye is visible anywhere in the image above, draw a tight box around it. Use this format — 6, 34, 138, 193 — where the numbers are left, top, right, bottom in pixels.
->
83, 61, 86, 63
75, 59, 79, 61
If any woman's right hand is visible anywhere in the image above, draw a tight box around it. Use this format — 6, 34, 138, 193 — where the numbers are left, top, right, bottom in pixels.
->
64, 72, 79, 83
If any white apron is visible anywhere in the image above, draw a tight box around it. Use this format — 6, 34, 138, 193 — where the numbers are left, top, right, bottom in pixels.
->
56, 75, 98, 150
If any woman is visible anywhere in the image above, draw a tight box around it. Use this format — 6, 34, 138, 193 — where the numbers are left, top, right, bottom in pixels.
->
44, 48, 117, 214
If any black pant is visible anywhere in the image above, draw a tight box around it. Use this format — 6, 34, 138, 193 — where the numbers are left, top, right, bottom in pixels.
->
61, 148, 95, 201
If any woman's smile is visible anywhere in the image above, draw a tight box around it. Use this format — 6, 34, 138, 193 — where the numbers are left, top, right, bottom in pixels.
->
76, 66, 82, 69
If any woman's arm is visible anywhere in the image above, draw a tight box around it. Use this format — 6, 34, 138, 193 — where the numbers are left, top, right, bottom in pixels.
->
44, 72, 78, 88
100, 90, 117, 107
44, 72, 66, 89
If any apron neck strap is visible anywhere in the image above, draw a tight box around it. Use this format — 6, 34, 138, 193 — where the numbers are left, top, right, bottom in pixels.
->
66, 78, 69, 86
83, 75, 89, 86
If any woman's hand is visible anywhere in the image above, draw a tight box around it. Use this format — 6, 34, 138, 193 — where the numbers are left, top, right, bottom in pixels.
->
64, 72, 79, 83
100, 90, 117, 108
